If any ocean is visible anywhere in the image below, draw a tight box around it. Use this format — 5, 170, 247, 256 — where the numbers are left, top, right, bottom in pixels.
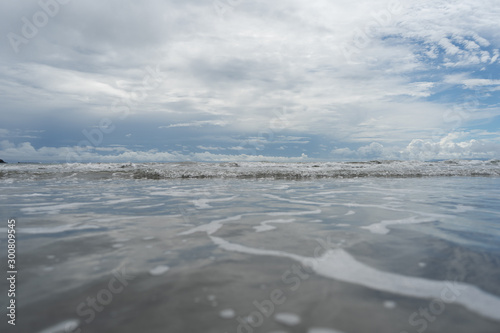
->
1, 161, 500, 333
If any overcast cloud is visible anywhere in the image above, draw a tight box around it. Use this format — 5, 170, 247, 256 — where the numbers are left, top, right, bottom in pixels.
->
1, 0, 499, 162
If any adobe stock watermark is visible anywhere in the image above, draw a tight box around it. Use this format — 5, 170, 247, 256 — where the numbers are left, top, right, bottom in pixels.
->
400, 254, 468, 333
65, 267, 135, 333
7, 0, 72, 54
65, 64, 164, 164
234, 235, 343, 333
400, 281, 468, 333
238, 107, 291, 156
338, 0, 404, 64
213, 0, 245, 18
432, 74, 496, 142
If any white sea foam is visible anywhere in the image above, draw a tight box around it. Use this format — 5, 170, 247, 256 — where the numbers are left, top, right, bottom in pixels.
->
267, 209, 322, 216
105, 198, 142, 205
191, 195, 238, 209
274, 312, 301, 326
20, 224, 101, 234
179, 215, 243, 235
93, 216, 139, 223
383, 300, 397, 309
37, 319, 80, 333
219, 309, 236, 319
12, 193, 50, 197
263, 194, 330, 206
149, 265, 170, 276
210, 236, 500, 322
253, 219, 295, 233
308, 328, 346, 333
361, 216, 436, 235
132, 203, 165, 209
449, 204, 475, 213
253, 224, 276, 233
20, 203, 91, 214
4, 160, 499, 181
150, 190, 211, 197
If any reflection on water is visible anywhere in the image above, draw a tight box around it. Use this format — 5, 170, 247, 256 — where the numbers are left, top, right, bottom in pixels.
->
1, 177, 500, 333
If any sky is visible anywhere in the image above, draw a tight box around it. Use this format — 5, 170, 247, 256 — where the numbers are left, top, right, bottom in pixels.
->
1, 0, 500, 163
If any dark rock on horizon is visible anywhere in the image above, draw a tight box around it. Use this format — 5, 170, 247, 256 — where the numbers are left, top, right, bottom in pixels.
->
0, 159, 6, 163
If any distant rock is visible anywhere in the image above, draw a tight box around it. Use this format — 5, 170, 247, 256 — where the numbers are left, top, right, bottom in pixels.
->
0, 159, 6, 163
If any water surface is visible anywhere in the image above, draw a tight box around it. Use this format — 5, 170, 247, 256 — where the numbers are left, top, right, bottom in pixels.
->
1, 162, 500, 333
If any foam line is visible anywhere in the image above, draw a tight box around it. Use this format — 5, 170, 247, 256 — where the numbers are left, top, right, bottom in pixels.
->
191, 195, 238, 209
361, 216, 436, 234
267, 209, 322, 216
20, 203, 91, 213
253, 219, 295, 233
20, 224, 102, 234
179, 215, 242, 235
210, 236, 500, 322
263, 194, 331, 206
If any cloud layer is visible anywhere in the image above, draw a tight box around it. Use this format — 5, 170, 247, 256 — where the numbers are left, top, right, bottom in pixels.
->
1, 0, 499, 162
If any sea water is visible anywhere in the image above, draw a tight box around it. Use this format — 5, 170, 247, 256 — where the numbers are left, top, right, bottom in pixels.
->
1, 161, 500, 333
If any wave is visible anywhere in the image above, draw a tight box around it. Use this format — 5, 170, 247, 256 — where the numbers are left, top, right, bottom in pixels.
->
1, 160, 500, 181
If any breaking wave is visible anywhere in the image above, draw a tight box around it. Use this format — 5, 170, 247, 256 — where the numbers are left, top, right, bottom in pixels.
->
1, 160, 500, 181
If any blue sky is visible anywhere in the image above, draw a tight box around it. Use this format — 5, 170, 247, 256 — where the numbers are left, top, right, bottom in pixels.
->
1, 0, 500, 162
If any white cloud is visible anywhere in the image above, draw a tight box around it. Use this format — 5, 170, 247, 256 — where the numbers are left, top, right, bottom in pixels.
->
0, 140, 15, 149
160, 120, 228, 128
331, 142, 388, 160
358, 142, 385, 156
227, 146, 245, 151
330, 131, 500, 161
197, 145, 221, 151
462, 79, 500, 88
0, 129, 44, 139
0, 140, 311, 163
401, 132, 500, 160
443, 74, 500, 90
439, 38, 461, 56
1, 0, 500, 161
94, 146, 130, 153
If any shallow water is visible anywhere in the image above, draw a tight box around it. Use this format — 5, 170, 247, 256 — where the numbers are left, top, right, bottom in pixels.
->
1, 164, 500, 333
